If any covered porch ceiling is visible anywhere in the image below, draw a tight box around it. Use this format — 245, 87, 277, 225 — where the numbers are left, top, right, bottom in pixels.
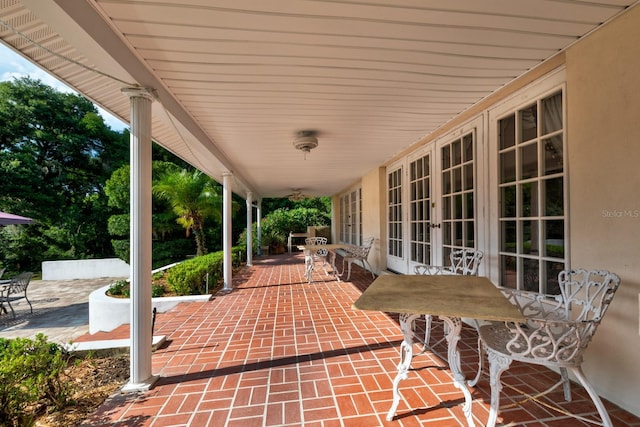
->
1, 0, 637, 199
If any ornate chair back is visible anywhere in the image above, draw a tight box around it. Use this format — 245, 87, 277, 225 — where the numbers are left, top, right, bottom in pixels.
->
480, 268, 621, 427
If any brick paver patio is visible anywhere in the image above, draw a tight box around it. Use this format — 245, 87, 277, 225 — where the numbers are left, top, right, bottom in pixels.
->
76, 253, 640, 426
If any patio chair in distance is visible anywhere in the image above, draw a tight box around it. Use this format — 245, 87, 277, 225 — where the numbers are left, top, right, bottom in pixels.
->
478, 268, 621, 427
0, 272, 34, 318
304, 237, 329, 283
341, 236, 375, 281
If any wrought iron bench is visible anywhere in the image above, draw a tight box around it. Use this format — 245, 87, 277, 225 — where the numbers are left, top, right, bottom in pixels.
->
0, 272, 34, 318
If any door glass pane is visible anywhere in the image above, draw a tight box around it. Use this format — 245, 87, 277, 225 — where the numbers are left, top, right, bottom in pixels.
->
545, 261, 564, 295
521, 220, 539, 255
463, 134, 474, 161
454, 222, 463, 246
520, 142, 538, 179
501, 255, 517, 289
452, 139, 462, 166
443, 222, 452, 245
442, 170, 451, 194
443, 195, 451, 220
453, 167, 462, 192
543, 135, 563, 175
465, 192, 474, 219
442, 145, 450, 169
544, 220, 564, 258
454, 194, 463, 219
520, 104, 537, 142
464, 164, 473, 190
501, 221, 516, 253
499, 115, 516, 150
501, 185, 516, 217
500, 150, 516, 183
542, 92, 562, 135
465, 221, 475, 247
520, 182, 539, 217
544, 177, 564, 216
522, 258, 539, 292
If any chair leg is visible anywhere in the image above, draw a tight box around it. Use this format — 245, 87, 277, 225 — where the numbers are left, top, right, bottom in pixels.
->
468, 335, 484, 387
560, 367, 571, 401
345, 260, 353, 281
570, 366, 613, 427
363, 260, 375, 278
486, 348, 512, 427
7, 300, 16, 319
25, 293, 32, 314
423, 314, 432, 350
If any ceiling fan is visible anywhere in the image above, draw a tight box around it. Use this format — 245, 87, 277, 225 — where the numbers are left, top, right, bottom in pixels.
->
287, 189, 308, 202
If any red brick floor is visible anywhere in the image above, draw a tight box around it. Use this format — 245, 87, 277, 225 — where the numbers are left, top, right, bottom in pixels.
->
77, 253, 640, 427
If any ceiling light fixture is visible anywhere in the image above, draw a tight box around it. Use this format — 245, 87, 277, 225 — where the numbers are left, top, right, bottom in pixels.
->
288, 190, 306, 202
293, 130, 318, 159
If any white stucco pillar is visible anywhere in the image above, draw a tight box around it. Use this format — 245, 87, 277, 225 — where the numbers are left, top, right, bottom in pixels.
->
257, 199, 262, 255
121, 87, 157, 391
246, 192, 253, 266
222, 172, 233, 291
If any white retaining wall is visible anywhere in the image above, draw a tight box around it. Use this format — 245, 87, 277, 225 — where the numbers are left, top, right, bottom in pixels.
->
89, 285, 212, 334
42, 258, 130, 280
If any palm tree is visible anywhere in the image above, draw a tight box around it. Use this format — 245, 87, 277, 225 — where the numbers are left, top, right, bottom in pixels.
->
153, 169, 222, 256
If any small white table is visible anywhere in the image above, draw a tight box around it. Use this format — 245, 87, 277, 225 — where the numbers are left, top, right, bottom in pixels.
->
353, 275, 524, 426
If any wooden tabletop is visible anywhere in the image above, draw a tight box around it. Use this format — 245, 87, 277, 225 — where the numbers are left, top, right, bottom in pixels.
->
299, 243, 351, 250
353, 274, 524, 322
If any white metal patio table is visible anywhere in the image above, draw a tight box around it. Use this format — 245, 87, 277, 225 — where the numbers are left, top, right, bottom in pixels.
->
352, 274, 524, 426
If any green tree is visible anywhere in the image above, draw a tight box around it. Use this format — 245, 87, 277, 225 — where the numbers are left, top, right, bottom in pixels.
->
0, 77, 128, 271
105, 161, 197, 267
153, 169, 224, 257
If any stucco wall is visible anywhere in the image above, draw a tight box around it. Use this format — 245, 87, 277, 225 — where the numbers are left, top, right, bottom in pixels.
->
42, 258, 130, 280
361, 167, 386, 274
565, 5, 640, 415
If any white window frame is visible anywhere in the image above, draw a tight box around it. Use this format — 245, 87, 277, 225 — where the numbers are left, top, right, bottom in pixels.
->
487, 67, 568, 292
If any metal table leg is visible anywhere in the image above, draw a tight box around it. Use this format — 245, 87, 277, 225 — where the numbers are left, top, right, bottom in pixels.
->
441, 315, 476, 427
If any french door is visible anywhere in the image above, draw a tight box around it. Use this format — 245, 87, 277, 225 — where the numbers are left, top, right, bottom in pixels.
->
339, 187, 362, 245
386, 120, 483, 274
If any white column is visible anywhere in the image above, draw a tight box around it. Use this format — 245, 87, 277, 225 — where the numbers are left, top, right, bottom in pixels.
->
257, 199, 263, 255
246, 192, 253, 266
222, 172, 233, 291
121, 87, 157, 391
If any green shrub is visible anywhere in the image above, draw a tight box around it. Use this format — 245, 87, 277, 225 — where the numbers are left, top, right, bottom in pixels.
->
237, 206, 330, 253
165, 247, 243, 295
107, 279, 130, 297
152, 283, 165, 298
0, 334, 73, 426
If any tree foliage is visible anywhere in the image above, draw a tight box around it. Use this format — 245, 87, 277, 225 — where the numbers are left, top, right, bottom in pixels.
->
0, 77, 129, 272
153, 169, 225, 257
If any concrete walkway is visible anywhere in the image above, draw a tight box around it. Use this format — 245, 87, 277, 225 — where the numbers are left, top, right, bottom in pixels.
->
0, 277, 123, 344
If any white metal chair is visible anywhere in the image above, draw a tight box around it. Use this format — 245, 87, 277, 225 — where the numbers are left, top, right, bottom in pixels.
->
341, 236, 375, 281
413, 248, 484, 351
304, 237, 329, 282
478, 268, 621, 427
